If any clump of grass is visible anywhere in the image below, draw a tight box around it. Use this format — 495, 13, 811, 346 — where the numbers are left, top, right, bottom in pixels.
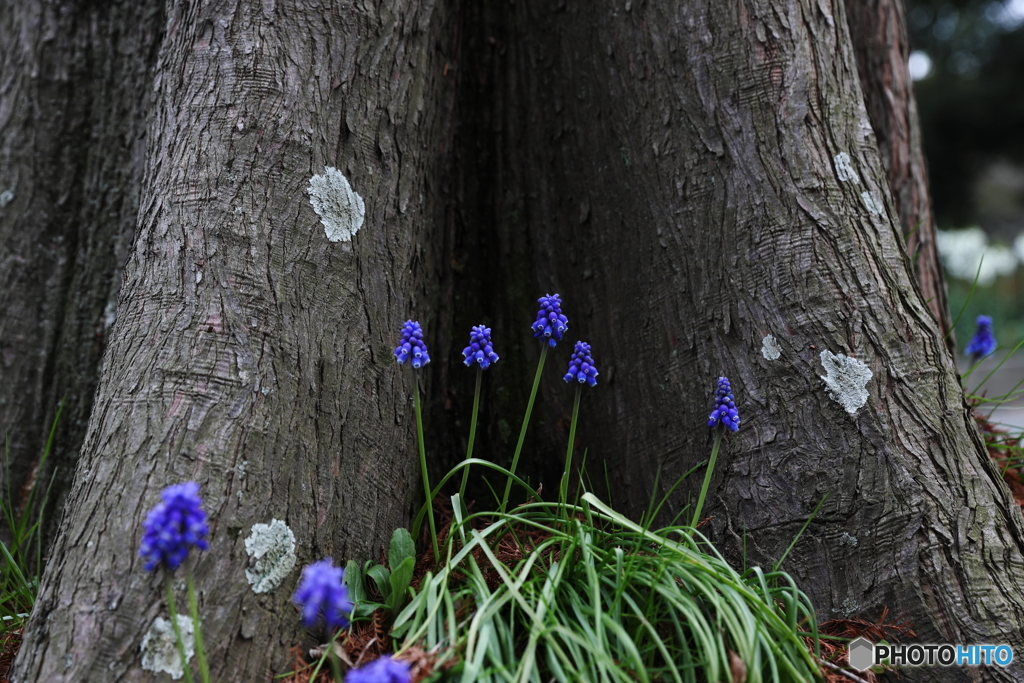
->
1, 401, 62, 637
389, 490, 821, 683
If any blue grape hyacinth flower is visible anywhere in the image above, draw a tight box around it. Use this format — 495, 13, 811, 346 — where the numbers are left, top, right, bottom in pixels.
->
139, 481, 210, 572
563, 341, 599, 387
531, 294, 569, 347
707, 377, 740, 432
463, 325, 499, 369
293, 558, 352, 631
394, 320, 431, 368
965, 315, 996, 360
345, 655, 412, 683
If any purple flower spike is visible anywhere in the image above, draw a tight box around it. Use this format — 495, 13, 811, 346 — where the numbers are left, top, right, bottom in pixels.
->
394, 320, 431, 369
139, 482, 210, 572
965, 315, 996, 360
707, 377, 740, 432
531, 294, 569, 347
463, 325, 500, 369
345, 655, 412, 683
293, 558, 352, 631
563, 341, 598, 387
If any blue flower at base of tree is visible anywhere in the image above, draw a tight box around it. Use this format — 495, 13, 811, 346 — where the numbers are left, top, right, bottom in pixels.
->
345, 655, 412, 683
563, 341, 599, 387
531, 294, 569, 347
139, 481, 210, 572
394, 320, 431, 368
965, 315, 996, 359
293, 559, 352, 631
462, 325, 499, 369
707, 377, 740, 432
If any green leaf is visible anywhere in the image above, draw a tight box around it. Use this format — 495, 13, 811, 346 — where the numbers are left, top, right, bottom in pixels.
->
366, 563, 392, 602
388, 527, 416, 571
387, 556, 415, 613
354, 601, 386, 618
344, 560, 368, 604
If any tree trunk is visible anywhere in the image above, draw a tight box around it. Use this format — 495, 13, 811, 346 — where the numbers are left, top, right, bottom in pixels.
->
844, 0, 955, 351
484, 1, 1024, 681
11, 1, 455, 680
0, 0, 164, 551
10, 0, 1024, 682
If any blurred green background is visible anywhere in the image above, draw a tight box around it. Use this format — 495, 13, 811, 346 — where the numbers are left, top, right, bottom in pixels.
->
908, 0, 1024, 349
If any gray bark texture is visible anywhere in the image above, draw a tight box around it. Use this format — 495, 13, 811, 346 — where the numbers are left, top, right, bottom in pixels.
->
7, 0, 1024, 682
0, 0, 164, 552
844, 0, 954, 350
10, 0, 454, 680
477, 2, 1024, 682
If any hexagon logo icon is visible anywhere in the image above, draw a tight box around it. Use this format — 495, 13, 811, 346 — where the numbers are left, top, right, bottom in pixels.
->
848, 637, 875, 671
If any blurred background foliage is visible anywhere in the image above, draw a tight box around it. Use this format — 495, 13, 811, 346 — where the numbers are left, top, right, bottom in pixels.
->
907, 0, 1024, 347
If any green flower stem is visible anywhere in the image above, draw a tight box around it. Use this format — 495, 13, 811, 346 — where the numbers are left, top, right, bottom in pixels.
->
414, 374, 440, 564
164, 574, 196, 683
560, 384, 582, 515
500, 344, 548, 513
185, 569, 211, 683
459, 368, 484, 501
328, 645, 343, 682
690, 430, 724, 532
306, 630, 341, 683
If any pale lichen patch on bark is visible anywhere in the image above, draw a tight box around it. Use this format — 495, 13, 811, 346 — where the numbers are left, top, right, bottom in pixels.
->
0, 187, 14, 208
819, 350, 872, 414
833, 152, 860, 184
836, 597, 860, 616
307, 167, 365, 242
861, 191, 884, 215
761, 334, 781, 360
140, 615, 194, 680
244, 518, 297, 594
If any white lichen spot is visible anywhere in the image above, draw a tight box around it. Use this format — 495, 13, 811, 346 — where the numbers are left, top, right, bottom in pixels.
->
244, 518, 297, 594
833, 152, 860, 184
838, 597, 859, 616
839, 532, 858, 547
861, 191, 884, 215
307, 167, 365, 242
102, 301, 117, 331
0, 188, 14, 208
819, 350, 872, 415
140, 615, 194, 680
761, 334, 781, 361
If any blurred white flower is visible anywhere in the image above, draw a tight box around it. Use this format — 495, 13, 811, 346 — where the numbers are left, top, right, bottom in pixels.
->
936, 227, 1017, 285
987, 0, 1024, 29
908, 51, 933, 81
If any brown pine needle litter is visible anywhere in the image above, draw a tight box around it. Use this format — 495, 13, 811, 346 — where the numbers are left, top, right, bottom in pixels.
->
0, 628, 21, 683
808, 607, 916, 683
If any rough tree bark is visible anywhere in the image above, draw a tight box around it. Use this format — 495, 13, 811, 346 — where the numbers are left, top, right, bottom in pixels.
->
9, 0, 1024, 682
481, 1, 1024, 682
0, 0, 164, 550
11, 0, 455, 680
844, 0, 954, 349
